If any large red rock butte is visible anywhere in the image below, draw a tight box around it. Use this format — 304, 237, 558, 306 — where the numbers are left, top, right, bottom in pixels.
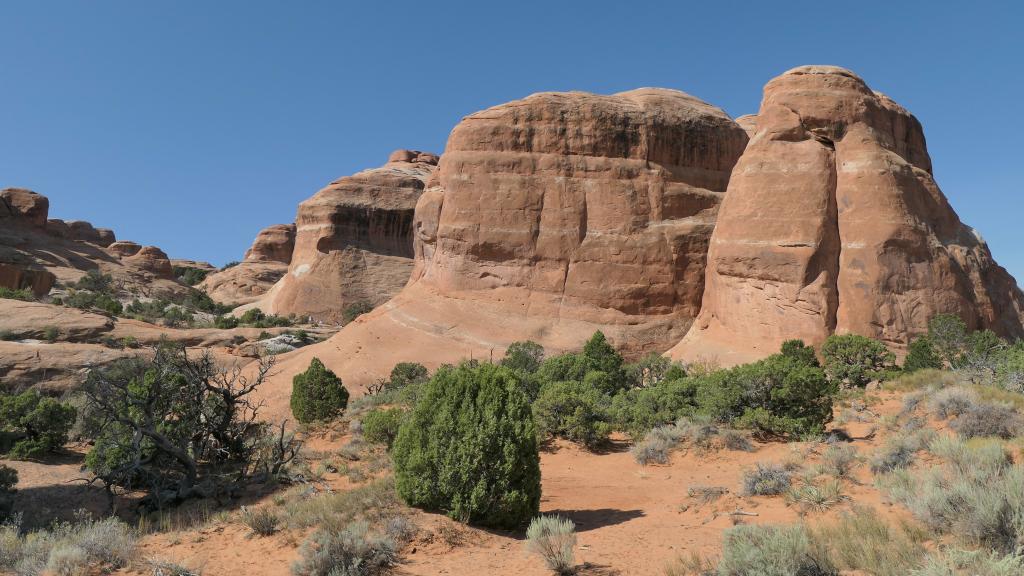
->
671, 65, 1024, 364
261, 89, 748, 396
199, 223, 297, 306
254, 150, 439, 323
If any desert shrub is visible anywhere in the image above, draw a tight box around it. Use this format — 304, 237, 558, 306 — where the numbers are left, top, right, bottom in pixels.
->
819, 443, 859, 479
582, 331, 624, 380
950, 402, 1023, 439
214, 314, 239, 329
384, 515, 417, 544
83, 346, 297, 508
720, 429, 754, 452
717, 524, 834, 576
283, 479, 400, 531
534, 332, 627, 396
162, 306, 193, 327
526, 515, 576, 575
928, 314, 969, 367
501, 341, 545, 374
73, 270, 114, 293
820, 334, 895, 388
0, 287, 34, 301
780, 339, 820, 367
0, 330, 16, 341
392, 362, 540, 529
386, 362, 429, 391
342, 301, 373, 325
533, 379, 613, 447
913, 548, 1024, 576
929, 387, 978, 419
870, 431, 929, 474
64, 290, 123, 315
610, 377, 699, 439
879, 443, 1024, 553
362, 408, 404, 449
904, 336, 943, 372
172, 266, 209, 286
241, 506, 279, 536
0, 390, 76, 459
623, 352, 682, 388
994, 343, 1024, 393
743, 463, 792, 496
292, 521, 396, 576
631, 423, 685, 465
291, 358, 349, 424
0, 465, 16, 522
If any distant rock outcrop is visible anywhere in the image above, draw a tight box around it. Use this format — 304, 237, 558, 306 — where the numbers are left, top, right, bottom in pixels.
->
254, 150, 439, 322
199, 224, 297, 306
671, 65, 1024, 364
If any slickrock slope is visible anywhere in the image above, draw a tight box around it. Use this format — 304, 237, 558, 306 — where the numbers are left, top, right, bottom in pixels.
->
254, 151, 438, 322
259, 90, 747, 399
199, 224, 296, 306
671, 65, 1024, 364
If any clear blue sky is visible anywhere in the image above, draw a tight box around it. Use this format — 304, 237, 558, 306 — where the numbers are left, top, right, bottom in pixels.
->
2, 1, 1021, 280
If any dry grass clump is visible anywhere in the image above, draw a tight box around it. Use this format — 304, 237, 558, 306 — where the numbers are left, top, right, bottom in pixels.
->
240, 506, 280, 536
292, 520, 396, 576
687, 485, 729, 505
808, 506, 926, 576
0, 513, 136, 576
526, 515, 577, 575
785, 479, 846, 514
742, 463, 792, 496
284, 479, 400, 532
631, 424, 686, 465
719, 429, 754, 452
879, 436, 1024, 553
950, 402, 1024, 439
818, 443, 860, 480
928, 386, 979, 418
869, 430, 932, 474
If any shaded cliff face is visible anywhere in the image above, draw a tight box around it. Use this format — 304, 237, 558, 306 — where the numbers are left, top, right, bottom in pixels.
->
673, 65, 1024, 364
199, 224, 296, 306
258, 151, 438, 322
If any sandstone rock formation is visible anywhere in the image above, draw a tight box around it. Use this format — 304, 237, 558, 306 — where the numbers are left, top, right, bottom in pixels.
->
199, 224, 296, 306
671, 65, 1024, 364
0, 190, 191, 297
254, 150, 440, 322
261, 89, 748, 395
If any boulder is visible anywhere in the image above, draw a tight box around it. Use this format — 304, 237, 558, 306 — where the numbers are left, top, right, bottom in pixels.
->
671, 66, 1024, 365
125, 246, 174, 279
243, 223, 296, 263
256, 151, 440, 322
0, 188, 48, 228
46, 219, 71, 238
106, 241, 142, 258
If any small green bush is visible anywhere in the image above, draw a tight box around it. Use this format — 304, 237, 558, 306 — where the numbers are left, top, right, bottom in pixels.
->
214, 315, 240, 329
501, 341, 545, 374
533, 379, 613, 448
821, 334, 895, 388
392, 362, 540, 529
0, 464, 16, 522
904, 336, 943, 372
291, 358, 349, 424
526, 515, 576, 574
820, 443, 860, 479
950, 403, 1023, 439
0, 391, 76, 460
0, 287, 34, 301
362, 408, 404, 449
172, 266, 209, 286
342, 301, 373, 325
386, 362, 429, 391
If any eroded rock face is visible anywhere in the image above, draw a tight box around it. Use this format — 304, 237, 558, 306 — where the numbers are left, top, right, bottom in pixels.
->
0, 263, 55, 297
258, 151, 439, 322
672, 65, 1024, 364
1, 188, 48, 228
244, 224, 296, 263
106, 241, 143, 258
